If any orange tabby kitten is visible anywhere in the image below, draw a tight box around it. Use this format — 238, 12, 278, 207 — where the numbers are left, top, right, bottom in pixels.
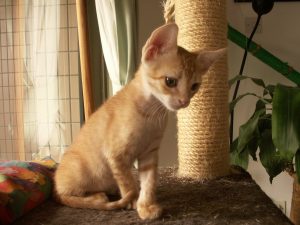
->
54, 23, 225, 220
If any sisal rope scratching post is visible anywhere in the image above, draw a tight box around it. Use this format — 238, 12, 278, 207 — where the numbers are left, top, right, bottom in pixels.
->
165, 0, 230, 179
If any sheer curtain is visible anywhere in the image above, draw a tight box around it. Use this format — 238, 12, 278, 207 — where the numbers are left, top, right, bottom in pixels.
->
95, 0, 137, 94
25, 1, 60, 160
0, 0, 81, 161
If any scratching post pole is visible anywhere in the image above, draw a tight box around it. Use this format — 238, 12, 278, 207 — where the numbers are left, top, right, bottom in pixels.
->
171, 0, 230, 179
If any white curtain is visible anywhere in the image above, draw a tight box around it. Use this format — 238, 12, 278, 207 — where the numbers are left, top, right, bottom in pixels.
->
95, 0, 137, 94
95, 0, 121, 94
25, 1, 61, 160
0, 0, 81, 161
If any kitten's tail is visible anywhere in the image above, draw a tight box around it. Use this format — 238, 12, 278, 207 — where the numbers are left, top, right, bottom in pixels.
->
54, 191, 134, 210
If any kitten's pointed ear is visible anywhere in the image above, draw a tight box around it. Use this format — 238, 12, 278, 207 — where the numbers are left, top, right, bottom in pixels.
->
196, 48, 227, 73
142, 23, 178, 62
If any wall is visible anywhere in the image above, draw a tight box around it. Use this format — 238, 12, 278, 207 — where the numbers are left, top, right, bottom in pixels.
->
138, 0, 300, 217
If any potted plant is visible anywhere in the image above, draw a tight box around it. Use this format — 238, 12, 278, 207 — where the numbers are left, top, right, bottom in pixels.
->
230, 75, 300, 224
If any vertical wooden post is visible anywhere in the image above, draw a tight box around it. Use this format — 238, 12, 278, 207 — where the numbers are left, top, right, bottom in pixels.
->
76, 0, 94, 119
14, 0, 25, 160
291, 175, 300, 225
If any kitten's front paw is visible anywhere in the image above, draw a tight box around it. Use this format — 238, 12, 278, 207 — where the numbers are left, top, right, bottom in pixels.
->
122, 189, 138, 210
137, 203, 162, 220
126, 198, 137, 210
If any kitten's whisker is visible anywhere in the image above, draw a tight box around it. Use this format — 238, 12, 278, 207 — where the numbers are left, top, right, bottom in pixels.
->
160, 110, 168, 128
152, 103, 166, 128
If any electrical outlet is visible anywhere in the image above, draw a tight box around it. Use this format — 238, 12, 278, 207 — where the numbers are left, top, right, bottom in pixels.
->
245, 17, 262, 34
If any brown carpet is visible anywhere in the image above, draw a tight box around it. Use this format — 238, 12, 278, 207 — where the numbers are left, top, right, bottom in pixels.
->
14, 167, 292, 225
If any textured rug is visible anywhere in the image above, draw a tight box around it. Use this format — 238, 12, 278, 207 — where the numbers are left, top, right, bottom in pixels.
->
14, 167, 292, 225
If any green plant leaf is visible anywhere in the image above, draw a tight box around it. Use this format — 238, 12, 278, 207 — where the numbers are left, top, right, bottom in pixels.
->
293, 93, 300, 144
251, 78, 266, 88
230, 139, 249, 169
229, 75, 266, 89
230, 138, 238, 153
229, 93, 271, 113
257, 113, 272, 136
256, 99, 266, 111
228, 75, 247, 87
295, 149, 300, 183
246, 137, 258, 161
230, 93, 255, 112
272, 84, 300, 155
237, 108, 265, 153
259, 129, 293, 183
263, 85, 275, 98
259, 130, 277, 183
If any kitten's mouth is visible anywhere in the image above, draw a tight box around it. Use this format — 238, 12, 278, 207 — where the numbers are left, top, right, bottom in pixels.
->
180, 102, 190, 108
156, 96, 190, 111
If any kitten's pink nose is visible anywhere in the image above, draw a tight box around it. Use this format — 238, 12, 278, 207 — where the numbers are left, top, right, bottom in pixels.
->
178, 99, 190, 108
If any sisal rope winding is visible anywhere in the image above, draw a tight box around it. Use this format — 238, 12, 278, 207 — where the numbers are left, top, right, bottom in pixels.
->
164, 0, 230, 179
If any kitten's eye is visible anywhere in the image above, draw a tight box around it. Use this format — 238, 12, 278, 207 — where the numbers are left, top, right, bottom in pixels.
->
191, 83, 200, 91
165, 77, 178, 88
